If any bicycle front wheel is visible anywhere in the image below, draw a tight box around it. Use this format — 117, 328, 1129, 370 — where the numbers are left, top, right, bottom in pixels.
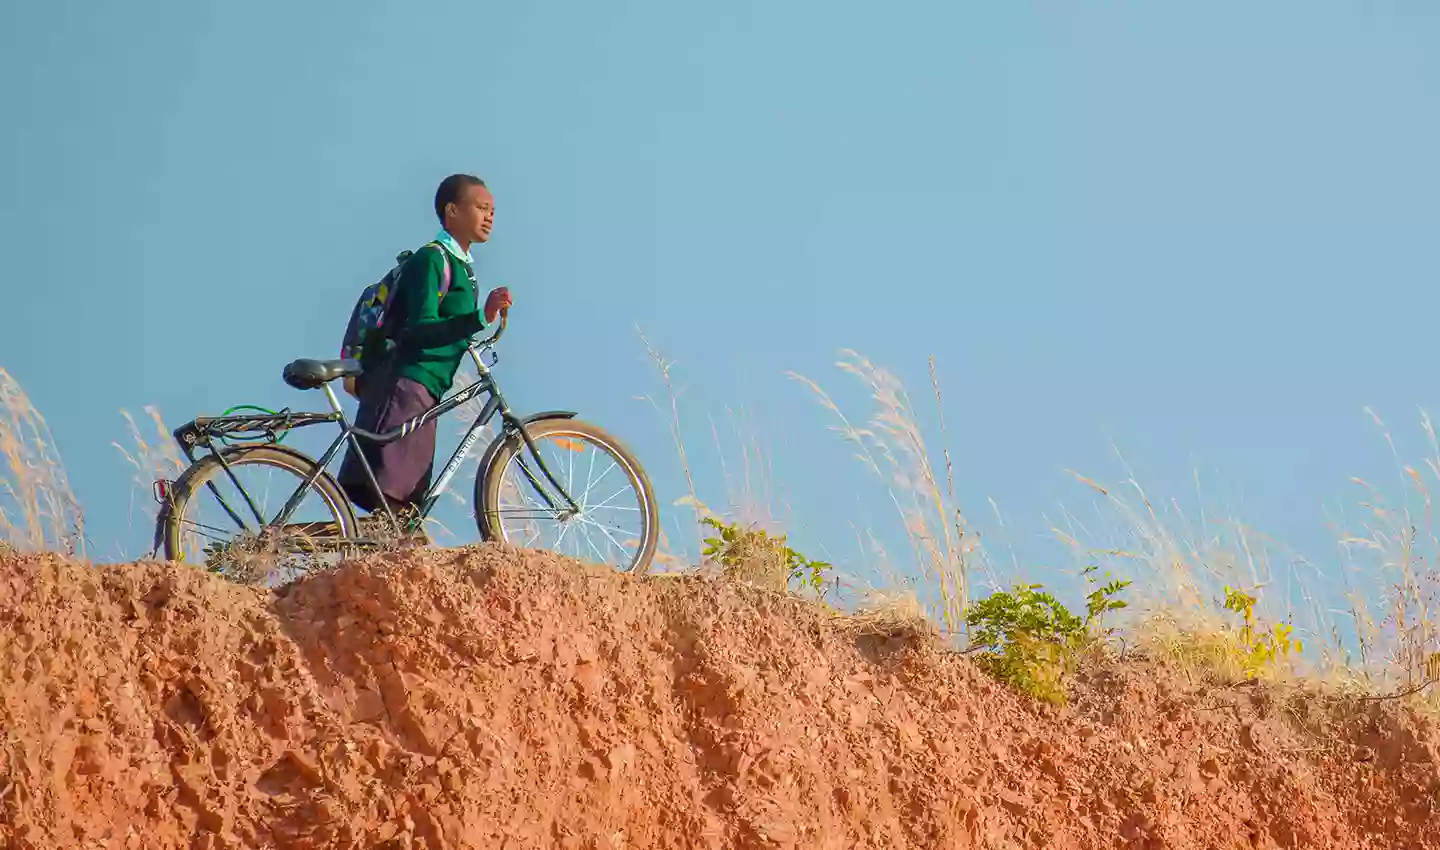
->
475, 418, 659, 574
162, 444, 359, 587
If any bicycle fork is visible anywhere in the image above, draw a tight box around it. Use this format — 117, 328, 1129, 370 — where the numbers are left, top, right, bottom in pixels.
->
512, 420, 583, 518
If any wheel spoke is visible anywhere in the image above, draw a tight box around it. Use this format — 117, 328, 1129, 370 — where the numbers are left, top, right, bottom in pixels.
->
177, 518, 243, 539
580, 523, 607, 564
588, 484, 634, 512
578, 459, 618, 505
485, 426, 651, 572
578, 515, 634, 556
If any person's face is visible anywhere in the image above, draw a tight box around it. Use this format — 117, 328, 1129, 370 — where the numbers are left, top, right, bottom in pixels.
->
445, 184, 495, 244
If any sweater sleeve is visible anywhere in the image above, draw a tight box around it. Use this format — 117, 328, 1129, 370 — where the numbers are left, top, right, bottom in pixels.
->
392, 246, 486, 349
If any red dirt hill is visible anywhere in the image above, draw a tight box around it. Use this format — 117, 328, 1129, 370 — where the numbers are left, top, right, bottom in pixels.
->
0, 545, 1437, 849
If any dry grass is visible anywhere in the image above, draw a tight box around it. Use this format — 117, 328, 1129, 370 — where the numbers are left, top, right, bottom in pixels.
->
781, 350, 1440, 704
788, 350, 984, 635
635, 326, 797, 578
833, 585, 937, 643
635, 326, 706, 567
0, 368, 84, 555
113, 405, 187, 540
1039, 408, 1440, 704
1324, 407, 1440, 699
1137, 610, 1289, 687
1047, 461, 1297, 642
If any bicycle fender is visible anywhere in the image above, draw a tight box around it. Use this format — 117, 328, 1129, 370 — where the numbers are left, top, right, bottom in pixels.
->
520, 410, 578, 425
192, 441, 333, 476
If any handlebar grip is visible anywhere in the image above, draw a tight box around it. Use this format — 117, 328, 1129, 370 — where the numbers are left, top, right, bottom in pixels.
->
471, 307, 509, 350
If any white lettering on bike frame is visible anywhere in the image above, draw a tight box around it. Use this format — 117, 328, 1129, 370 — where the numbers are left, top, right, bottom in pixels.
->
417, 355, 493, 503
430, 417, 488, 500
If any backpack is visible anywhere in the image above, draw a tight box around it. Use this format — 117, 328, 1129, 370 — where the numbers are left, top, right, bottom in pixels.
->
339, 242, 453, 394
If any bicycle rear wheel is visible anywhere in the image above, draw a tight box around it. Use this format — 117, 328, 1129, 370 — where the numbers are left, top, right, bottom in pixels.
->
161, 445, 359, 587
475, 418, 659, 574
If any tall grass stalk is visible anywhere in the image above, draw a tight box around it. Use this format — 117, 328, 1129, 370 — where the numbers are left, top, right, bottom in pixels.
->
1328, 407, 1440, 695
789, 350, 979, 634
113, 405, 187, 539
635, 329, 801, 577
0, 368, 85, 555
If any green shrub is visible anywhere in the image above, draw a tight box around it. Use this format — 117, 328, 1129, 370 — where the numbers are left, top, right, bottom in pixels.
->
701, 515, 832, 595
964, 566, 1130, 705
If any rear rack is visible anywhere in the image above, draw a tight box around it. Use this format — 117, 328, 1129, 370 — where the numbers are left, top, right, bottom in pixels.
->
173, 410, 341, 452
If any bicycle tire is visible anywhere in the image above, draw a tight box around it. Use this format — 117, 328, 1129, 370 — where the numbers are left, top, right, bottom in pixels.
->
161, 444, 359, 583
475, 418, 659, 575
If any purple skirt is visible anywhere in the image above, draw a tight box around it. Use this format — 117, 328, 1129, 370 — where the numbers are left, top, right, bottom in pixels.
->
338, 374, 438, 512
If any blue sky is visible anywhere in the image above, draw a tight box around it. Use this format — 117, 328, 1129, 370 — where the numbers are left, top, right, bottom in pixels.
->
3, 1, 1440, 622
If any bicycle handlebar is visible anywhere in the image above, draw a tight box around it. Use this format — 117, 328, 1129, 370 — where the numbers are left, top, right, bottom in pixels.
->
470, 307, 509, 352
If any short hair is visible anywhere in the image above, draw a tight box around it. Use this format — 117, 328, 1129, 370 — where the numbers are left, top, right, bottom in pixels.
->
434, 173, 487, 222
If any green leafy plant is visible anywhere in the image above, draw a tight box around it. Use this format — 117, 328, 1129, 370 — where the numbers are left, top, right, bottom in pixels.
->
1222, 585, 1302, 679
964, 567, 1131, 705
1084, 564, 1131, 638
701, 515, 832, 595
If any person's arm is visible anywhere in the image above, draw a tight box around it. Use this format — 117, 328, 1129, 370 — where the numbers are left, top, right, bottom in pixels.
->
391, 247, 486, 349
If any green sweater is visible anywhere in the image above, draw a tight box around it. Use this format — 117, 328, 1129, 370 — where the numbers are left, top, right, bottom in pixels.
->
372, 244, 488, 401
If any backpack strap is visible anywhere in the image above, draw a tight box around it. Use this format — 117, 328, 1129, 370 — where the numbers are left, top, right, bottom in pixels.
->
427, 241, 454, 298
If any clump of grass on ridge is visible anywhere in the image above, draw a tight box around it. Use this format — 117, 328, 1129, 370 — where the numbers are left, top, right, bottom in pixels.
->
1325, 407, 1440, 699
1043, 406, 1440, 704
0, 367, 85, 555
1046, 457, 1313, 681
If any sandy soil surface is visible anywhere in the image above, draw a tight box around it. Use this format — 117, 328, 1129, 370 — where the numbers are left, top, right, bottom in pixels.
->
1, 544, 1437, 848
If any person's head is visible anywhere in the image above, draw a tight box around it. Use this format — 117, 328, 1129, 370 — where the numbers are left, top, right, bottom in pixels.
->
434, 173, 494, 246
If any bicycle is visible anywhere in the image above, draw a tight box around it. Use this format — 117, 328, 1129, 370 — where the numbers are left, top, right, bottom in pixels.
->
150, 312, 660, 585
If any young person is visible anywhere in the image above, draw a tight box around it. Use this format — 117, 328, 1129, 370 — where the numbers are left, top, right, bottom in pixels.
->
337, 174, 512, 520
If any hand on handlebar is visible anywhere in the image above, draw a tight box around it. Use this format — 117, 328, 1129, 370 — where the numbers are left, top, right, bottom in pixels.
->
470, 302, 509, 353
484, 287, 512, 324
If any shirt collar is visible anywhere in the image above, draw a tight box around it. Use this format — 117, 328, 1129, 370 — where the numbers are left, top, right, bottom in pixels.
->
434, 230, 474, 265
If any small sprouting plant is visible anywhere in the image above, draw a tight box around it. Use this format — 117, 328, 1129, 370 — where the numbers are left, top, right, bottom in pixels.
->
701, 515, 832, 595
1223, 585, 1302, 679
964, 568, 1131, 705
1083, 564, 1131, 639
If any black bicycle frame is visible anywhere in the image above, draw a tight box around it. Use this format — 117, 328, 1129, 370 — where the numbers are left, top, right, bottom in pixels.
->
168, 348, 582, 545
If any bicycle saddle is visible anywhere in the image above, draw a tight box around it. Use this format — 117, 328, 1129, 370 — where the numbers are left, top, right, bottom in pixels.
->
282, 358, 363, 391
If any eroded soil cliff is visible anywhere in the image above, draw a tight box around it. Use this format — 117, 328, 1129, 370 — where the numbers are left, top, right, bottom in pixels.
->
1, 545, 1436, 848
